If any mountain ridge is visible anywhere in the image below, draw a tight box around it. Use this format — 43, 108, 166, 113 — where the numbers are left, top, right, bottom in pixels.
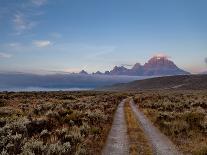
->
93, 56, 190, 76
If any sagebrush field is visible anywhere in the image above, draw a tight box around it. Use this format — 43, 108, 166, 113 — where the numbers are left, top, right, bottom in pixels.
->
134, 90, 207, 154
0, 91, 127, 154
1, 90, 207, 155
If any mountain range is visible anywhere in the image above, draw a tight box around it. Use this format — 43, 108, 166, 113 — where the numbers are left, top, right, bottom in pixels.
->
82, 56, 190, 76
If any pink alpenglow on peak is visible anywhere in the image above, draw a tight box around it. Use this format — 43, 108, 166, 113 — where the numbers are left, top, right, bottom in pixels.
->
104, 56, 190, 76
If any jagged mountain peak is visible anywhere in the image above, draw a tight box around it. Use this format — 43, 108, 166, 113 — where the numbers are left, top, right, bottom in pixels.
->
113, 66, 127, 69
79, 70, 88, 74
144, 56, 177, 69
132, 63, 142, 70
109, 66, 128, 75
92, 71, 103, 75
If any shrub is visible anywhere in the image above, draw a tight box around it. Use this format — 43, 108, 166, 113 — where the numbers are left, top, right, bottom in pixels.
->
200, 116, 207, 133
0, 118, 6, 127
33, 103, 55, 115
6, 133, 23, 154
46, 110, 59, 120
58, 109, 73, 117
2, 117, 29, 136
0, 125, 25, 154
86, 109, 107, 124
40, 129, 50, 143
21, 139, 46, 155
184, 108, 205, 129
0, 99, 6, 107
26, 119, 50, 136
75, 144, 86, 155
80, 122, 90, 136
47, 141, 71, 155
64, 110, 83, 126
0, 107, 15, 117
1, 149, 9, 155
63, 127, 82, 145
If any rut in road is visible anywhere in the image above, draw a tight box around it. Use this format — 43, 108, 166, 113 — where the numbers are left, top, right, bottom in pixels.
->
130, 99, 182, 155
102, 99, 129, 155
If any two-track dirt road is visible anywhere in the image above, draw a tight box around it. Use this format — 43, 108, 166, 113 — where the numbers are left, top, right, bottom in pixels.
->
102, 99, 181, 155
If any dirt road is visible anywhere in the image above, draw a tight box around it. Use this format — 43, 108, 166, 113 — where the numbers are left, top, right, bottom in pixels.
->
102, 99, 181, 155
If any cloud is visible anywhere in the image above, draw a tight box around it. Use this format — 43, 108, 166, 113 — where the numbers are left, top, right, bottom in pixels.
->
31, 0, 47, 6
153, 53, 170, 59
11, 0, 47, 35
0, 52, 12, 58
62, 68, 81, 73
120, 64, 133, 67
9, 43, 20, 47
205, 57, 207, 65
13, 13, 36, 35
33, 40, 51, 47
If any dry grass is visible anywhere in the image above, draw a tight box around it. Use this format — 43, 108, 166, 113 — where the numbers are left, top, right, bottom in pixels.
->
124, 99, 153, 155
134, 90, 207, 155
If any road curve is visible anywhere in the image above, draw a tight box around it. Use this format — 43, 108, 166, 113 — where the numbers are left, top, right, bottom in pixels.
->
102, 99, 129, 155
130, 99, 182, 155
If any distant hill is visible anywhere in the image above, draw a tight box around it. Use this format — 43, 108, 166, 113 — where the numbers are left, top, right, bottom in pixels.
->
96, 56, 189, 76
201, 71, 207, 74
104, 74, 207, 90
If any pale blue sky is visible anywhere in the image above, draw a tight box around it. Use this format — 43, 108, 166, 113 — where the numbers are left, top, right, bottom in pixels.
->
0, 0, 207, 73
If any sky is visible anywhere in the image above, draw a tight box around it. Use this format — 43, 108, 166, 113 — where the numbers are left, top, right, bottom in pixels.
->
0, 0, 207, 74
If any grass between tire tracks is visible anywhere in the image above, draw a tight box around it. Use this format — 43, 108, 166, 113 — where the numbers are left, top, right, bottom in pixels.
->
124, 99, 153, 155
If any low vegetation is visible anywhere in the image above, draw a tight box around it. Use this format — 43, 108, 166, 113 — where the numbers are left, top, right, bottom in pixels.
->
0, 91, 127, 155
124, 99, 153, 155
1, 89, 206, 154
134, 90, 207, 154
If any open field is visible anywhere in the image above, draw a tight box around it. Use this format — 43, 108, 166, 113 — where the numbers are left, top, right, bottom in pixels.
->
134, 90, 207, 154
0, 91, 127, 154
1, 90, 207, 155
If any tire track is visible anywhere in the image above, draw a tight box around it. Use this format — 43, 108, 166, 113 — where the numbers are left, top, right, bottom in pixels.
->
130, 99, 182, 155
102, 99, 129, 155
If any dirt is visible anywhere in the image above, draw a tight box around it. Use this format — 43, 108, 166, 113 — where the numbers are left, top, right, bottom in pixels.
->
102, 99, 129, 155
102, 99, 182, 155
